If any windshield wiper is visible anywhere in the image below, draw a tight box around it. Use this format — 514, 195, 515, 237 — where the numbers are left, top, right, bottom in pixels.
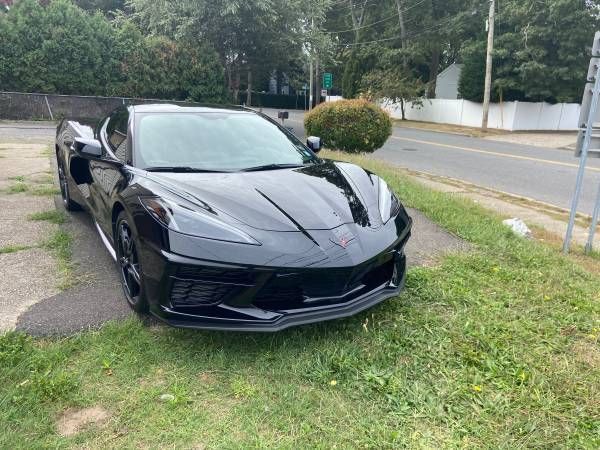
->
145, 166, 225, 173
240, 163, 306, 172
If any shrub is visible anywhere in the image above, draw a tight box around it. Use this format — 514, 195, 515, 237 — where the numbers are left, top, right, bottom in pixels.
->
304, 99, 392, 153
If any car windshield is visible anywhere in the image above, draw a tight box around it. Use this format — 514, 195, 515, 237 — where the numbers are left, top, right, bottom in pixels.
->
135, 112, 317, 172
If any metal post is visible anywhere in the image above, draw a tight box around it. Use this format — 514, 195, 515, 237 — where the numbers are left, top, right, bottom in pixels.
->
564, 73, 600, 253
585, 183, 600, 253
44, 95, 54, 121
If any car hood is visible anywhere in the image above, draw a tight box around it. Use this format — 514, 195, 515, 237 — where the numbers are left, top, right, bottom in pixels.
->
146, 161, 383, 232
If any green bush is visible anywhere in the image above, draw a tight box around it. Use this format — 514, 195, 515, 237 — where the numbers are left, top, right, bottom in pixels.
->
304, 99, 392, 153
0, 0, 227, 103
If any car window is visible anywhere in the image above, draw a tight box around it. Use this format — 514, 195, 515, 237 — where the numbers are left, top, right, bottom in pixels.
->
106, 108, 129, 162
134, 112, 316, 171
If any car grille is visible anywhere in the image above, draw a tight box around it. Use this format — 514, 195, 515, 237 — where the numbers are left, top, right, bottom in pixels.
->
169, 245, 406, 310
253, 254, 397, 310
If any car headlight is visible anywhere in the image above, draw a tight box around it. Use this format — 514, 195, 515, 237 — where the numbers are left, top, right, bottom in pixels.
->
378, 178, 401, 224
140, 196, 260, 245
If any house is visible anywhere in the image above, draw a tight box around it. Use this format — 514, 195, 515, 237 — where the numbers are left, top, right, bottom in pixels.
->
1, 0, 13, 11
435, 63, 463, 100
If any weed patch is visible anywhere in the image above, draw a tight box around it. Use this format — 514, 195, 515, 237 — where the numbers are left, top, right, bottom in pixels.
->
0, 244, 34, 254
6, 182, 28, 194
44, 229, 74, 290
28, 210, 67, 225
31, 185, 60, 196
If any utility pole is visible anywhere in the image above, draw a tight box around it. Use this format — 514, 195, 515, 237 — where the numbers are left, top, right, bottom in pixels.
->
482, 0, 495, 130
309, 58, 314, 111
315, 57, 320, 107
309, 17, 314, 111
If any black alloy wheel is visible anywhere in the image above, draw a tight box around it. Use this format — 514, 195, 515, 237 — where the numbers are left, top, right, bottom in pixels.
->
57, 159, 78, 211
116, 212, 148, 313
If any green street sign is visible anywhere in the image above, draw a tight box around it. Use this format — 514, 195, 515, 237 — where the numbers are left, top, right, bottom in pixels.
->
323, 72, 333, 89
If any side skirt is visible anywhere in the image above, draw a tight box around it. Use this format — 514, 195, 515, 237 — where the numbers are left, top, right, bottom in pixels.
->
95, 221, 117, 262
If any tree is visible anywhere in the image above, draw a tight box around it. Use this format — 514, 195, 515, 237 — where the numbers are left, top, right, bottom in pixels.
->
0, 1, 226, 102
0, 0, 120, 95
74, 0, 125, 15
114, 32, 227, 102
128, 0, 325, 104
459, 0, 600, 103
361, 67, 424, 120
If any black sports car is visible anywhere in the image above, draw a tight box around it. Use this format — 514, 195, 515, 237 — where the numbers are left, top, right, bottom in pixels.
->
55, 104, 412, 331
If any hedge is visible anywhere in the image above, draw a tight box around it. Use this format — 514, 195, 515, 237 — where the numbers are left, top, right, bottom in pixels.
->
304, 99, 392, 153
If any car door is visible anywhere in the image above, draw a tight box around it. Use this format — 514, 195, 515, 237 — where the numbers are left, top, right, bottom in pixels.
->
89, 107, 131, 237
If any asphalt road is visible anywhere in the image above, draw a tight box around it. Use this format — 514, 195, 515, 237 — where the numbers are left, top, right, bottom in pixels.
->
261, 108, 600, 216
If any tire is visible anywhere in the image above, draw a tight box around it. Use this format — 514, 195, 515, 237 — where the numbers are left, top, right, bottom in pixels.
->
115, 211, 149, 313
57, 158, 80, 211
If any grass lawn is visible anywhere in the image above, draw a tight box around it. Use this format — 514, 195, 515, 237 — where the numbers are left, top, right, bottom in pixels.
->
1, 151, 599, 448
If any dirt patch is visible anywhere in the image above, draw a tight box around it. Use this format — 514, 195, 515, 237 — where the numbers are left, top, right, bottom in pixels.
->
198, 371, 217, 384
404, 207, 471, 267
484, 132, 577, 149
393, 119, 506, 138
56, 406, 110, 437
572, 340, 600, 368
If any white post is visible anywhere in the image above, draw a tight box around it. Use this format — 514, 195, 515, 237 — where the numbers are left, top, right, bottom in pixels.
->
44, 95, 54, 121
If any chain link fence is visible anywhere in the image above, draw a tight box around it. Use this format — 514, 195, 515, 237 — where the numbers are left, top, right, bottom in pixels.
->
0, 91, 203, 121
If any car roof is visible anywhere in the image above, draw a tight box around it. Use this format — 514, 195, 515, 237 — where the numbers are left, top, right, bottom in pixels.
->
131, 103, 253, 114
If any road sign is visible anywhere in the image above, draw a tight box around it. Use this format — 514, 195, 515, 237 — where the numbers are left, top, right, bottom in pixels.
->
323, 72, 333, 89
320, 89, 328, 98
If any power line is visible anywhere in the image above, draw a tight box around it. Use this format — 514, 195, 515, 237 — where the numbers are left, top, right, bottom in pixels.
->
325, 12, 397, 34
337, 14, 459, 47
328, 0, 382, 13
325, 0, 428, 34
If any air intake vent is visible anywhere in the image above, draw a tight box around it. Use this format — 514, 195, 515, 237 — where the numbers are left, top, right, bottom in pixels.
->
176, 265, 255, 286
170, 279, 241, 308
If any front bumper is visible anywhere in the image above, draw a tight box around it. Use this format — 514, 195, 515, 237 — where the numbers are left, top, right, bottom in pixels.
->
143, 245, 408, 332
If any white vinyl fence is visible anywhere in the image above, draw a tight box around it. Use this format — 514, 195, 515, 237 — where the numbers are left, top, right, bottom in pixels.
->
383, 98, 581, 131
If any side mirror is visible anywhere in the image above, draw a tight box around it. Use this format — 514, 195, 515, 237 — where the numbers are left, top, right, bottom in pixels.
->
72, 137, 102, 158
307, 136, 322, 153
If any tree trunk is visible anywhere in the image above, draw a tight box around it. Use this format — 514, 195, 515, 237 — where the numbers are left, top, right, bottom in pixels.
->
394, 0, 408, 68
233, 71, 240, 105
349, 0, 368, 44
400, 99, 406, 121
247, 69, 252, 107
226, 65, 233, 101
427, 45, 440, 98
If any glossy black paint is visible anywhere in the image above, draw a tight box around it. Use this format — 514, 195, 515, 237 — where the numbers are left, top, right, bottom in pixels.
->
55, 104, 412, 331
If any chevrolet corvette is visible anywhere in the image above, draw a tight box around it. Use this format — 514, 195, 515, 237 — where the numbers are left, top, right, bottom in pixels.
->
55, 104, 412, 331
